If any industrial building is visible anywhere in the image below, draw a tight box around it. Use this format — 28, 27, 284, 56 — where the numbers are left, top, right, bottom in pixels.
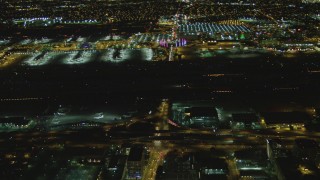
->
260, 112, 311, 130
125, 145, 146, 179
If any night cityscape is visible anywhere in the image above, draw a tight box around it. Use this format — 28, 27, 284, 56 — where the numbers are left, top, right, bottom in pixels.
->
1, 0, 320, 179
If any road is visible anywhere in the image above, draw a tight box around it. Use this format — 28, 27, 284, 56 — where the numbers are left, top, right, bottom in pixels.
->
154, 100, 170, 131
142, 149, 168, 180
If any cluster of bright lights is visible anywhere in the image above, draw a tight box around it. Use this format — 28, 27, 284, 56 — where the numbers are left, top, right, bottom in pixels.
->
121, 48, 153, 61
100, 35, 122, 41
133, 34, 171, 43
34, 38, 52, 44
76, 37, 87, 42
14, 17, 99, 27
19, 39, 33, 45
32, 52, 56, 66
0, 39, 10, 45
178, 23, 250, 34
101, 48, 153, 62
140, 48, 153, 61
61, 19, 98, 24
159, 38, 187, 48
0, 97, 42, 101
63, 51, 94, 65
100, 49, 117, 62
